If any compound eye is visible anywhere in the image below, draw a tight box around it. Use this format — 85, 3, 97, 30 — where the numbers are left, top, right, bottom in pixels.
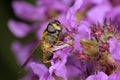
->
45, 52, 53, 60
47, 24, 56, 33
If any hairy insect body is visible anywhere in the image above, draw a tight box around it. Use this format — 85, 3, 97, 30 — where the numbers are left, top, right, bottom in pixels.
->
40, 32, 60, 62
19, 20, 63, 72
40, 20, 62, 63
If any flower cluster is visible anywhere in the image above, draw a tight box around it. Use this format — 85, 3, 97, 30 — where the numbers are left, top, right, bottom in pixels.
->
8, 0, 120, 80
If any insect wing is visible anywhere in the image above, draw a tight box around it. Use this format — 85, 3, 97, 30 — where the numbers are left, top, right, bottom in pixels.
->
18, 42, 40, 73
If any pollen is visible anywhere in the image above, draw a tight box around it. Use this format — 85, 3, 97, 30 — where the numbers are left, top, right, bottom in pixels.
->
79, 19, 120, 75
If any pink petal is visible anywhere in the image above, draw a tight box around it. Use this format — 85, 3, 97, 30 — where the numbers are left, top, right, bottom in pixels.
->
109, 38, 120, 64
49, 48, 71, 80
77, 21, 91, 39
90, 0, 105, 4
29, 62, 48, 78
66, 0, 83, 28
86, 71, 108, 80
108, 71, 120, 80
29, 62, 55, 80
8, 19, 30, 38
87, 4, 111, 23
12, 1, 45, 21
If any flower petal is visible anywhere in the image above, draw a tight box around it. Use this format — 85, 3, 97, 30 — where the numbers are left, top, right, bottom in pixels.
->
74, 21, 91, 51
29, 62, 47, 78
66, 0, 83, 29
90, 0, 105, 4
109, 38, 120, 64
51, 1, 68, 12
29, 62, 55, 80
87, 3, 111, 23
108, 71, 120, 80
77, 21, 91, 39
66, 58, 84, 78
106, 6, 120, 30
74, 34, 82, 51
86, 71, 108, 80
49, 48, 71, 80
8, 19, 31, 38
12, 1, 45, 21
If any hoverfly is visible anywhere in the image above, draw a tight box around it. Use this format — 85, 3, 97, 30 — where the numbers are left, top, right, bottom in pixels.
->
19, 20, 65, 72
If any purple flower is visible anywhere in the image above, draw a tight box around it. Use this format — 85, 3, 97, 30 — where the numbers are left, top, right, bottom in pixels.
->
12, 1, 45, 21
66, 0, 83, 29
29, 62, 55, 80
49, 48, 72, 80
106, 6, 120, 30
108, 71, 120, 80
84, 0, 120, 27
8, 0, 74, 38
86, 71, 120, 80
74, 21, 91, 51
8, 0, 120, 80
8, 19, 33, 38
90, 0, 105, 4
86, 1, 112, 23
12, 0, 73, 21
109, 38, 120, 64
86, 71, 108, 80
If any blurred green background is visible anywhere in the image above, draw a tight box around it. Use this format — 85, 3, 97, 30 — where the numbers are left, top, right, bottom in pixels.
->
0, 0, 40, 79
0, 0, 22, 80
